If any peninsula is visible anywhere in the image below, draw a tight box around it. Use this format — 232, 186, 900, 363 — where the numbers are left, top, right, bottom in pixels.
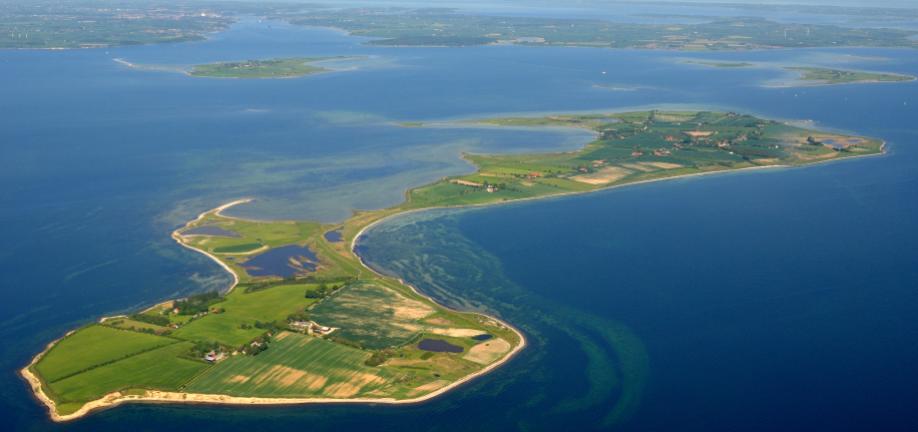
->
22, 110, 884, 421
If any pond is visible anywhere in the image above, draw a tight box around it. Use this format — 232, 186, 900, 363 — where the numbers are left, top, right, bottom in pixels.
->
323, 230, 343, 243
242, 245, 319, 278
418, 338, 464, 353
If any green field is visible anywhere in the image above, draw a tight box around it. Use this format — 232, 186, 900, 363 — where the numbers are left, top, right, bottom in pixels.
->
186, 332, 392, 397
47, 342, 207, 413
172, 283, 320, 347
104, 318, 172, 335
189, 58, 331, 79
34, 325, 175, 383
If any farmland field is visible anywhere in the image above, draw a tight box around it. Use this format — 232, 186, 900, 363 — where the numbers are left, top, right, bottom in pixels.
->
186, 332, 393, 398
172, 283, 320, 347
46, 342, 207, 414
34, 325, 175, 383
311, 282, 434, 349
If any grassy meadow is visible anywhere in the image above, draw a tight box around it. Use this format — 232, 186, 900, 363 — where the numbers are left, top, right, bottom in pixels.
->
171, 283, 321, 347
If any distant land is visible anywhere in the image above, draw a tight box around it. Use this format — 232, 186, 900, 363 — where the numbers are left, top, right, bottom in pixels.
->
274, 9, 918, 51
0, 1, 233, 49
3, 2, 918, 51
23, 110, 884, 421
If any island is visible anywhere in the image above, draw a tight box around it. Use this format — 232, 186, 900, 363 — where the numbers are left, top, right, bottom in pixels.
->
22, 110, 884, 421
188, 57, 335, 79
784, 67, 916, 86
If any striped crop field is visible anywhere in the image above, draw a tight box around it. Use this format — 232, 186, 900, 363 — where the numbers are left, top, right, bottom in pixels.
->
46, 342, 209, 415
185, 332, 394, 398
35, 325, 176, 383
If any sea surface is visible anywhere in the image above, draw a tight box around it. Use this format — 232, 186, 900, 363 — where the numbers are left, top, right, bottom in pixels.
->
1, 13, 917, 432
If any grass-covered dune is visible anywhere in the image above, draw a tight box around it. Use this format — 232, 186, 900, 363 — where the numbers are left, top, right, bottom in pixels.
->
23, 110, 882, 421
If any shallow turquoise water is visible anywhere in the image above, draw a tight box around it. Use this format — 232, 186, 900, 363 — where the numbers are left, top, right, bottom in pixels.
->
2, 16, 917, 432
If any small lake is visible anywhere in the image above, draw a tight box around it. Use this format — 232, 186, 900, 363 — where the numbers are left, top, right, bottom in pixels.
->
418, 338, 464, 353
323, 230, 343, 243
242, 245, 319, 278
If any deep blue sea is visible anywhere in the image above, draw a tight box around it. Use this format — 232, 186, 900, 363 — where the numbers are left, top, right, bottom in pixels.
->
2, 14, 917, 432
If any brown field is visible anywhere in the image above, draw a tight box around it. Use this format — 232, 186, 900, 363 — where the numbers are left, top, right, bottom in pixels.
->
684, 130, 715, 138
643, 162, 683, 170
414, 379, 449, 393
424, 317, 452, 326
464, 338, 512, 365
572, 166, 632, 185
621, 162, 659, 172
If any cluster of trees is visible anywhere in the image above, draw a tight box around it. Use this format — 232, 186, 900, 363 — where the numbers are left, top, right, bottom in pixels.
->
130, 313, 170, 327
174, 291, 221, 315
189, 340, 223, 359
242, 335, 270, 355
238, 320, 283, 331
286, 310, 310, 322
365, 350, 390, 366
107, 320, 171, 336
305, 283, 339, 299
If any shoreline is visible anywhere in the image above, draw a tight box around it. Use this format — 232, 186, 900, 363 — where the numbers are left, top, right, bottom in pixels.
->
171, 198, 253, 295
21, 123, 886, 422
